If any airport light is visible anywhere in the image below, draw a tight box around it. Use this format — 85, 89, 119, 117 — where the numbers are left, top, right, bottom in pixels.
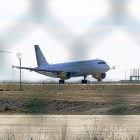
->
16, 53, 22, 91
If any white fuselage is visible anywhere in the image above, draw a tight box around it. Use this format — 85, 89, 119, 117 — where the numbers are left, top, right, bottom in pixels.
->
36, 59, 110, 79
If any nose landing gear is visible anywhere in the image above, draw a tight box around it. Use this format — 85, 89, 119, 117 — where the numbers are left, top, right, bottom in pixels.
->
59, 79, 65, 84
81, 79, 87, 84
97, 79, 102, 82
81, 75, 89, 84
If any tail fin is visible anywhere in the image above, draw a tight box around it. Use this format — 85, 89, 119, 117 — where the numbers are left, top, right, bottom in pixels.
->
34, 45, 49, 66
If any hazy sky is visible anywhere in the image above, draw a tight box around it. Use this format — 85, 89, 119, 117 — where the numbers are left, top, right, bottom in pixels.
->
0, 0, 140, 82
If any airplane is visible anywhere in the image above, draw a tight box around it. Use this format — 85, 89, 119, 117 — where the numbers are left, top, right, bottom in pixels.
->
13, 45, 110, 84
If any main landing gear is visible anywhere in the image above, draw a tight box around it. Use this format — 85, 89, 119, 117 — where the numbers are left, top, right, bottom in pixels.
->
81, 76, 88, 84
81, 79, 87, 84
59, 79, 65, 84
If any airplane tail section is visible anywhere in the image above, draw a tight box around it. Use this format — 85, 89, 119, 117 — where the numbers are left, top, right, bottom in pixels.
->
34, 45, 49, 66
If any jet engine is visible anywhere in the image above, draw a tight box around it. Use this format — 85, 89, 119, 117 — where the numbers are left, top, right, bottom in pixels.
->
93, 73, 106, 80
59, 72, 72, 79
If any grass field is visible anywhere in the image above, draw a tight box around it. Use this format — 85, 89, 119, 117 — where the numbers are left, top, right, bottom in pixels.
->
0, 82, 140, 114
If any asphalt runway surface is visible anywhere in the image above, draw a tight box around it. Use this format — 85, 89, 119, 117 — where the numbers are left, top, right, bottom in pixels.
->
1, 82, 140, 86
0, 115, 140, 139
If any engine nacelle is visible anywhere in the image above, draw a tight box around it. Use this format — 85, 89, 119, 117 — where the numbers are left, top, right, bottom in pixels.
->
59, 72, 72, 80
93, 73, 106, 80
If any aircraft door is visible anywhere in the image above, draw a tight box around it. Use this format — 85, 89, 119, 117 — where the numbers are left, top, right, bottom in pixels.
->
90, 61, 96, 74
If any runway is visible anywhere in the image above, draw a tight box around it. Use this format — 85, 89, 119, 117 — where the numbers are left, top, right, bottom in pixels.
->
0, 115, 140, 139
1, 82, 140, 86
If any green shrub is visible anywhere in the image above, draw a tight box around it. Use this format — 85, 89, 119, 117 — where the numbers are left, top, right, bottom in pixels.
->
108, 106, 127, 115
27, 98, 51, 113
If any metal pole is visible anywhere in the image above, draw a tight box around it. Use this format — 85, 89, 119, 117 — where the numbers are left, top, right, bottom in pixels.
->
136, 69, 137, 82
130, 76, 132, 82
138, 69, 139, 83
125, 71, 126, 81
17, 53, 22, 91
20, 58, 22, 91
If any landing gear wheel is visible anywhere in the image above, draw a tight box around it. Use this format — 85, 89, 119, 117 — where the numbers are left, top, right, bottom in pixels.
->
81, 80, 87, 84
59, 79, 65, 84
62, 80, 65, 84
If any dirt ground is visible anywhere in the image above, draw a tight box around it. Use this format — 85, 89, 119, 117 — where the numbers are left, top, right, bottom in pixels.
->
1, 115, 140, 140
0, 115, 140, 140
0, 83, 140, 115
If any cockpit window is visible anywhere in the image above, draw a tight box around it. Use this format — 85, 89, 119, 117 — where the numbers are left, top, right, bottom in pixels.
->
98, 62, 106, 64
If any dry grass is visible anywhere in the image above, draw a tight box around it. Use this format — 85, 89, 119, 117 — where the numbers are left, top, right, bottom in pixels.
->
0, 83, 140, 114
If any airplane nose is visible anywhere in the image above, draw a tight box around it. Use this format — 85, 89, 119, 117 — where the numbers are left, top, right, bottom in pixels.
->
107, 65, 110, 71
105, 65, 110, 71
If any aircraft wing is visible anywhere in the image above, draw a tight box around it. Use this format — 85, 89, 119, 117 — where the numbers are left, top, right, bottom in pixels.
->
0, 51, 12, 53
12, 65, 77, 73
